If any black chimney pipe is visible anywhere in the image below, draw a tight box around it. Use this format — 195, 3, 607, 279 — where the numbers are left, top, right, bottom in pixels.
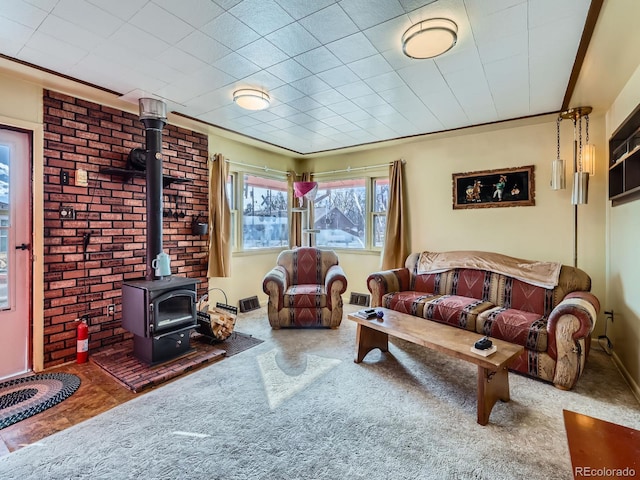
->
139, 99, 167, 280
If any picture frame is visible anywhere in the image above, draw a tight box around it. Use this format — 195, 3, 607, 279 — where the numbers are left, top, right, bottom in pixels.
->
452, 165, 535, 209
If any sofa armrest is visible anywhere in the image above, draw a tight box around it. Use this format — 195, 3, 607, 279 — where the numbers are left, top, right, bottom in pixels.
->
325, 265, 348, 309
262, 266, 288, 311
548, 291, 600, 390
366, 268, 411, 307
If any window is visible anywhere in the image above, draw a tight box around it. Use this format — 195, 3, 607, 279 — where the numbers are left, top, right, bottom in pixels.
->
313, 177, 388, 250
238, 173, 289, 250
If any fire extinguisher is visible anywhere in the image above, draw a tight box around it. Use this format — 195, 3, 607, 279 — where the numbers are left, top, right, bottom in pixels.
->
77, 316, 89, 364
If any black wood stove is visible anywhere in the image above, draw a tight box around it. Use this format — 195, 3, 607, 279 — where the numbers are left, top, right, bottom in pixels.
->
121, 98, 200, 364
122, 277, 199, 364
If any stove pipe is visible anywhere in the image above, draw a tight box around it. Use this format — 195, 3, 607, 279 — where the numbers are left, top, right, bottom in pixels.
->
139, 98, 167, 280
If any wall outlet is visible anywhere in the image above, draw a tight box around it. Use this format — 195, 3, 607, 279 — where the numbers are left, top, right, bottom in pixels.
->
60, 206, 75, 220
107, 304, 115, 316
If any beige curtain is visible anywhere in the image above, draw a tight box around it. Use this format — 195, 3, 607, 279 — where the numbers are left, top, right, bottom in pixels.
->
207, 153, 231, 277
381, 160, 410, 270
289, 171, 311, 248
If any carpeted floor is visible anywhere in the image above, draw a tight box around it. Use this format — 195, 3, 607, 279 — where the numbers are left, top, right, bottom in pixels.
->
0, 374, 81, 430
0, 305, 638, 479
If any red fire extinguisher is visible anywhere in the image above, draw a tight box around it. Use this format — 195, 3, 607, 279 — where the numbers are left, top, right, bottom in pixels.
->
77, 317, 89, 364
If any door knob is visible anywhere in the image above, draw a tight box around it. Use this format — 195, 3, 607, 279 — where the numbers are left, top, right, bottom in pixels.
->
16, 243, 30, 250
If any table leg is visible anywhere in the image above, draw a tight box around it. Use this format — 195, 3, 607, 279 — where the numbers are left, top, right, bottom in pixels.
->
477, 365, 510, 425
354, 323, 388, 363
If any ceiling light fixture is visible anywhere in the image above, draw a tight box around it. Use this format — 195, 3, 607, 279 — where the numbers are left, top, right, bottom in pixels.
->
233, 88, 270, 111
402, 18, 458, 59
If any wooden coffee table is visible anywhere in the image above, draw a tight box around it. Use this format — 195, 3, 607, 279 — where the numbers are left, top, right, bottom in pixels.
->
347, 307, 524, 425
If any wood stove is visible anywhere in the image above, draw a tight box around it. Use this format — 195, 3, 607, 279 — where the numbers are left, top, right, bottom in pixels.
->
122, 277, 199, 364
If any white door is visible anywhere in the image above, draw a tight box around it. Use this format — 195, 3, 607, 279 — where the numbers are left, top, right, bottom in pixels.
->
0, 128, 32, 380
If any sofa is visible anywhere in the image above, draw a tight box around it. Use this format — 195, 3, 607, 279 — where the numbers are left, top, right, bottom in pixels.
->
366, 250, 600, 390
262, 247, 348, 328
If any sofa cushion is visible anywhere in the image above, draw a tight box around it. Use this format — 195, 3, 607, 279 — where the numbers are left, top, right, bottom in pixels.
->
382, 291, 441, 317
283, 285, 327, 308
423, 295, 495, 331
477, 307, 548, 352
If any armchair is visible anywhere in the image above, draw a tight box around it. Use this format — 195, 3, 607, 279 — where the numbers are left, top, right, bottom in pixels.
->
262, 247, 348, 328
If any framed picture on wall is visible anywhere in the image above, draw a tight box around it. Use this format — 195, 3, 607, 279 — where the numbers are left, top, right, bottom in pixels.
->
452, 165, 535, 209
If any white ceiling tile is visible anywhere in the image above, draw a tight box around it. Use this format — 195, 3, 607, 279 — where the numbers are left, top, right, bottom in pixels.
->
25, 0, 58, 12
329, 100, 361, 115
87, 0, 147, 21
214, 52, 261, 79
270, 84, 305, 103
52, 0, 123, 37
290, 76, 331, 96
152, 0, 224, 29
267, 58, 312, 83
200, 12, 260, 50
310, 89, 347, 106
266, 22, 320, 57
338, 0, 405, 29
110, 23, 172, 58
1, 0, 593, 154
294, 46, 342, 74
484, 53, 529, 117
237, 69, 285, 91
0, 0, 48, 28
336, 80, 376, 99
326, 32, 378, 64
348, 54, 394, 80
38, 14, 103, 50
0, 16, 34, 52
274, 0, 336, 20
470, 2, 526, 44
229, 0, 294, 36
528, 0, 589, 28
364, 71, 406, 93
159, 47, 209, 74
269, 103, 301, 118
236, 38, 288, 69
351, 93, 387, 108
363, 14, 412, 53
316, 65, 360, 88
398, 0, 438, 13
287, 96, 323, 111
298, 4, 358, 44
129, 3, 194, 44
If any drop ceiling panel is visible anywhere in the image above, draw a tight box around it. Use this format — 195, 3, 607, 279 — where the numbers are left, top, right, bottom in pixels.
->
0, 0, 594, 155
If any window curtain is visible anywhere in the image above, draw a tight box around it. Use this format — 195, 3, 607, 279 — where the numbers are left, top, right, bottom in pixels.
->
289, 171, 311, 248
381, 160, 410, 270
207, 153, 231, 277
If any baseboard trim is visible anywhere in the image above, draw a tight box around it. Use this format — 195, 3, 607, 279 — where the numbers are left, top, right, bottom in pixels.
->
611, 350, 640, 406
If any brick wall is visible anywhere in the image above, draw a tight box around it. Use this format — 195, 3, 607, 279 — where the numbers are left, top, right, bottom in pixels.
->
43, 90, 209, 367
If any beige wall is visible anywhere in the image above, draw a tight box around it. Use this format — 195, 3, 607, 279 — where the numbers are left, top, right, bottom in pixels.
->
606, 62, 640, 396
310, 117, 607, 335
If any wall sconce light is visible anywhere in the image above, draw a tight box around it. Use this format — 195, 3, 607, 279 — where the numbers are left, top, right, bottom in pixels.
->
401, 18, 458, 59
556, 106, 594, 205
233, 88, 270, 110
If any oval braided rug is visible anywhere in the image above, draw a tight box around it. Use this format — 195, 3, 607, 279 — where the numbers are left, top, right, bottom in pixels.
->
0, 373, 81, 430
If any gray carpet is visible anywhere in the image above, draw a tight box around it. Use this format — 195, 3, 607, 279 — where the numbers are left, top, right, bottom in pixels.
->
0, 305, 638, 479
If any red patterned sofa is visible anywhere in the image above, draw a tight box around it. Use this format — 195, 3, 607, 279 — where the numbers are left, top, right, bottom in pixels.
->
366, 251, 600, 390
262, 247, 348, 328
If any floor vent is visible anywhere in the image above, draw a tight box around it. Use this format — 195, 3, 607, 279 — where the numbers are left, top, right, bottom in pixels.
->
349, 292, 370, 307
239, 296, 260, 313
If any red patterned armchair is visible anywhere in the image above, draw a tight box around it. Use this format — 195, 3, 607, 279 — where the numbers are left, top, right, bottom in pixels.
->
262, 247, 348, 328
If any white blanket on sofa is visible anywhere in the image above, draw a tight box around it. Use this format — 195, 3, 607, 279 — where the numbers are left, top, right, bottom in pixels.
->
416, 251, 562, 289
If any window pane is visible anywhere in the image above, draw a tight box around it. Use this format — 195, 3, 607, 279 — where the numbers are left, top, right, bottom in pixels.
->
373, 213, 386, 248
226, 174, 235, 208
314, 179, 365, 249
242, 174, 289, 249
374, 178, 389, 212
